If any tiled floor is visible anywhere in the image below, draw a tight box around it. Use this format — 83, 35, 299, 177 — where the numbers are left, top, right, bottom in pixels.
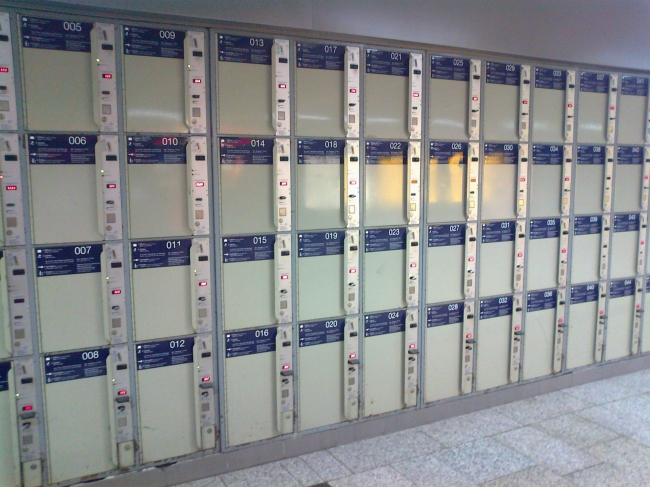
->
176, 369, 650, 487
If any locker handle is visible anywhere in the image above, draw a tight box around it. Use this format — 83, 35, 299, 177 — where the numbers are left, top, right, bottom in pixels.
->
280, 369, 294, 376
9, 367, 21, 487
348, 359, 360, 365
95, 141, 106, 238
0, 255, 11, 355
105, 355, 119, 468
100, 249, 112, 344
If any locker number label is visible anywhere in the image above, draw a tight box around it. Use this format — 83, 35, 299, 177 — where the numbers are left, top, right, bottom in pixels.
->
610, 279, 635, 299
0, 362, 10, 392
574, 215, 602, 235
613, 213, 640, 233
577, 146, 605, 165
365, 227, 407, 252
220, 137, 274, 165
44, 349, 110, 383
365, 141, 408, 164
621, 77, 648, 96
617, 146, 643, 165
21, 16, 92, 52
428, 224, 466, 247
535, 67, 566, 90
136, 338, 195, 370
222, 235, 275, 263
218, 34, 272, 65
429, 142, 467, 164
299, 319, 344, 347
298, 232, 344, 257
430, 56, 469, 81
486, 61, 520, 86
427, 302, 463, 327
532, 145, 562, 165
225, 328, 277, 357
131, 239, 191, 269
36, 244, 102, 277
297, 42, 344, 71
527, 290, 557, 312
127, 136, 188, 164
298, 139, 345, 164
366, 49, 409, 77
123, 25, 185, 59
29, 134, 98, 165
365, 310, 406, 337
571, 283, 599, 304
480, 295, 513, 319
481, 221, 515, 243
580, 72, 609, 93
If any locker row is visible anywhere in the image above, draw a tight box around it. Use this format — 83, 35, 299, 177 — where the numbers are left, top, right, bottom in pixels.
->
0, 14, 649, 144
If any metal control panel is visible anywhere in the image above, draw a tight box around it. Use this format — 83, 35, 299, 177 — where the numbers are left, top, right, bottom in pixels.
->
465, 222, 477, 298
467, 143, 480, 220
103, 243, 127, 344
607, 74, 618, 144
188, 137, 210, 235
462, 301, 475, 394
346, 46, 361, 138
554, 288, 567, 373
406, 227, 419, 307
108, 345, 135, 469
409, 54, 422, 139
408, 142, 421, 225
604, 146, 614, 212
90, 23, 118, 132
559, 217, 570, 286
643, 147, 650, 211
566, 70, 576, 143
14, 357, 43, 487
194, 334, 216, 450
272, 39, 291, 136
469, 60, 481, 140
600, 214, 611, 280
0, 135, 25, 246
509, 293, 523, 383
191, 238, 212, 334
562, 145, 573, 215
184, 32, 207, 133
595, 281, 608, 362
3, 250, 34, 357
275, 234, 292, 324
97, 136, 123, 241
632, 277, 643, 355
638, 213, 647, 274
0, 14, 17, 130
514, 220, 526, 293
275, 139, 291, 232
275, 324, 294, 434
517, 145, 528, 218
519, 65, 530, 141
345, 230, 360, 314
344, 316, 360, 420
345, 140, 360, 228
404, 308, 418, 407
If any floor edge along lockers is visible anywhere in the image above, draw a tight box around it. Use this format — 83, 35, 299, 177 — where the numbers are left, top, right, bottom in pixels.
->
0, 1, 650, 486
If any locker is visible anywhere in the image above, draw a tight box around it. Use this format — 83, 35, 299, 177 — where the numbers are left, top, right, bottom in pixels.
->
0, 361, 20, 487
424, 302, 464, 402
132, 238, 211, 341
364, 141, 409, 227
428, 56, 471, 140
225, 325, 294, 446
364, 309, 418, 416
28, 134, 122, 244
606, 279, 635, 361
479, 220, 515, 297
365, 49, 422, 139
571, 216, 603, 284
296, 43, 360, 137
618, 77, 648, 145
527, 219, 559, 291
481, 143, 517, 220
428, 142, 467, 223
530, 145, 562, 217
614, 147, 643, 212
127, 135, 209, 240
217, 34, 290, 136
0, 13, 18, 131
644, 277, 650, 353
363, 227, 407, 312
1, 249, 34, 359
575, 145, 607, 214
220, 137, 290, 235
123, 26, 206, 133
523, 290, 556, 380
136, 335, 215, 463
577, 72, 610, 144
566, 283, 600, 369
298, 316, 360, 430
426, 224, 465, 304
36, 243, 126, 353
0, 134, 26, 247
483, 62, 521, 142
222, 234, 291, 330
20, 17, 118, 132
476, 295, 514, 391
610, 213, 639, 279
532, 68, 571, 144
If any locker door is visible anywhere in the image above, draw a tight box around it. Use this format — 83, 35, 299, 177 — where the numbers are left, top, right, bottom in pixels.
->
20, 17, 117, 132
0, 361, 20, 487
476, 295, 513, 391
483, 62, 520, 142
28, 134, 122, 244
225, 325, 294, 446
577, 72, 610, 144
296, 139, 346, 230
606, 279, 635, 361
43, 348, 114, 483
618, 77, 648, 146
0, 13, 18, 132
127, 135, 209, 239
574, 146, 606, 215
479, 221, 515, 297
566, 283, 599, 369
643, 277, 650, 353
610, 213, 639, 279
426, 224, 465, 304
124, 26, 206, 134
532, 68, 571, 144
296, 42, 358, 137
217, 35, 290, 136
365, 141, 409, 226
530, 145, 562, 217
482, 144, 517, 220
35, 244, 116, 353
614, 147, 643, 212
428, 142, 467, 223
136, 336, 215, 463
424, 302, 464, 402
364, 228, 407, 312
0, 134, 26, 247
527, 219, 559, 291
132, 238, 211, 341
571, 216, 603, 284
523, 290, 556, 380
428, 56, 471, 140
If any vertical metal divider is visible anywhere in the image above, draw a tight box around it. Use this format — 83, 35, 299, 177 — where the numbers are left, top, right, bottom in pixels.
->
357, 42, 366, 419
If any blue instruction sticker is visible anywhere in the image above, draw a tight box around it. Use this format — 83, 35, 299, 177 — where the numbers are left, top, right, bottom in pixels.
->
571, 283, 599, 304
430, 56, 469, 81
574, 216, 602, 235
218, 34, 272, 65
610, 278, 635, 299
0, 362, 11, 392
535, 67, 566, 90
36, 244, 102, 277
225, 328, 277, 358
481, 221, 515, 243
621, 77, 648, 96
365, 140, 408, 164
297, 42, 344, 71
532, 145, 563, 165
136, 338, 194, 370
131, 239, 191, 270
297, 139, 345, 164
617, 146, 643, 165
366, 49, 409, 77
28, 134, 97, 165
484, 143, 518, 164
527, 290, 557, 312
127, 136, 188, 164
123, 25, 185, 59
220, 137, 274, 165
428, 224, 466, 247
298, 231, 344, 257
21, 16, 92, 52
486, 62, 520, 86
364, 310, 406, 337
427, 302, 463, 327
364, 228, 407, 252
614, 213, 640, 233
44, 348, 110, 383
529, 219, 560, 240
646, 276, 650, 293
580, 72, 609, 93
429, 142, 467, 164
480, 295, 513, 319
222, 235, 275, 263
577, 146, 606, 165
299, 319, 344, 347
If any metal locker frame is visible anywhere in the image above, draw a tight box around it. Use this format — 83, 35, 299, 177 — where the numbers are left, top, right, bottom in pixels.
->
406, 227, 419, 308
632, 277, 643, 355
409, 53, 422, 139
517, 144, 528, 218
513, 220, 526, 293
346, 46, 361, 138
275, 323, 294, 435
407, 141, 421, 225
343, 316, 360, 420
519, 65, 530, 142
607, 75, 618, 144
345, 230, 360, 315
565, 70, 576, 143
344, 140, 361, 228
595, 281, 608, 362
404, 308, 418, 407
14, 357, 43, 487
0, 13, 17, 131
603, 146, 614, 213
464, 223, 478, 299
643, 147, 650, 211
558, 217, 570, 287
469, 59, 481, 140
553, 288, 567, 373
107, 345, 135, 469
509, 294, 524, 383
466, 142, 480, 221
461, 300, 475, 394
0, 134, 25, 247
562, 145, 573, 216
